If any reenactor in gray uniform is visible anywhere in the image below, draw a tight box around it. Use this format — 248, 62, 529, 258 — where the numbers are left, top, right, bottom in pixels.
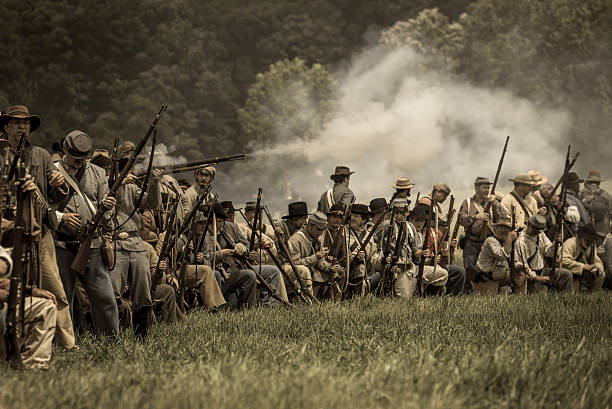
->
561, 223, 606, 292
346, 204, 382, 296
580, 170, 611, 235
317, 166, 355, 213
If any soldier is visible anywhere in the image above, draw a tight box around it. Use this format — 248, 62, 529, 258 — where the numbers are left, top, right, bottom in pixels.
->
288, 211, 336, 299
108, 157, 163, 337
458, 177, 506, 287
203, 204, 287, 307
142, 239, 178, 323
390, 178, 415, 203
346, 204, 382, 296
277, 201, 309, 243
0, 106, 75, 348
564, 172, 591, 234
184, 166, 215, 214
367, 198, 388, 242
173, 212, 228, 311
501, 173, 540, 231
379, 198, 447, 297
515, 214, 573, 293
528, 170, 548, 207
475, 218, 521, 294
418, 183, 452, 224
601, 232, 612, 290
54, 131, 119, 336
118, 141, 135, 159
580, 170, 611, 235
539, 183, 580, 241
0, 246, 58, 369
317, 166, 355, 213
220, 201, 237, 223
320, 203, 349, 298
90, 150, 112, 177
561, 223, 606, 292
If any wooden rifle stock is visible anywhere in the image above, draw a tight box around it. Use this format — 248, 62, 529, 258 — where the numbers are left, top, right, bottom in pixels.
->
7, 133, 26, 182
150, 199, 179, 299
249, 188, 262, 252
71, 106, 167, 274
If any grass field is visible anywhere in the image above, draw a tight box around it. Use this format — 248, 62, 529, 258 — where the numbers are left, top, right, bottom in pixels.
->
1, 293, 611, 409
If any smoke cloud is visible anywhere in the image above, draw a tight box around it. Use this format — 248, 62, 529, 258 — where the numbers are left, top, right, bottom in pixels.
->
213, 46, 572, 216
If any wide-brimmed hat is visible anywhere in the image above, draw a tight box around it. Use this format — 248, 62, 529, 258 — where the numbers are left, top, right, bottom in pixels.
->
220, 200, 236, 212
577, 223, 605, 242
282, 201, 308, 219
566, 172, 583, 185
63, 130, 92, 160
212, 203, 228, 220
392, 177, 416, 190
433, 182, 451, 194
509, 173, 534, 185
493, 218, 513, 228
351, 204, 371, 216
91, 150, 112, 168
474, 176, 492, 185
196, 165, 216, 178
326, 203, 345, 216
527, 214, 547, 231
391, 198, 410, 208
585, 170, 601, 183
369, 198, 388, 214
244, 200, 257, 212
528, 170, 548, 186
308, 211, 328, 230
330, 166, 354, 180
0, 105, 41, 133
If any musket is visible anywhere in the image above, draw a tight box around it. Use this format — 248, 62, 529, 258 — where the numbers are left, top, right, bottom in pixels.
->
150, 198, 179, 299
509, 205, 522, 293
354, 208, 389, 289
249, 188, 262, 252
448, 217, 461, 265
550, 146, 576, 279
263, 205, 318, 303
378, 206, 398, 297
436, 195, 455, 267
109, 137, 120, 186
480, 136, 509, 234
70, 106, 167, 274
134, 154, 246, 177
417, 189, 436, 297
546, 149, 580, 208
237, 208, 309, 304
328, 199, 354, 301
7, 132, 27, 182
218, 229, 294, 308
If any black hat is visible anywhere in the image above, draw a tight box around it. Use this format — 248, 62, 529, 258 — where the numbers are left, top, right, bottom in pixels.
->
566, 172, 584, 185
369, 198, 388, 214
577, 223, 605, 242
282, 201, 308, 219
221, 201, 236, 212
63, 130, 92, 159
90, 153, 112, 168
330, 166, 354, 180
326, 203, 345, 216
212, 203, 228, 220
351, 204, 371, 216
409, 203, 429, 221
245, 200, 257, 212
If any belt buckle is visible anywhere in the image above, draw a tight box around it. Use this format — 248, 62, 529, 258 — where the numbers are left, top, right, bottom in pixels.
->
118, 232, 129, 240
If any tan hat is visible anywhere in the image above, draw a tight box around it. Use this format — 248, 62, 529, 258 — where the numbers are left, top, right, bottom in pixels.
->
528, 170, 548, 186
585, 170, 601, 183
509, 173, 534, 186
196, 165, 216, 178
433, 182, 451, 194
392, 177, 416, 190
494, 191, 504, 201
0, 105, 41, 132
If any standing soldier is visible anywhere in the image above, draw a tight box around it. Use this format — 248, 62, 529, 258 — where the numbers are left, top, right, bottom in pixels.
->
317, 166, 355, 213
54, 131, 119, 336
418, 183, 452, 224
390, 178, 415, 203
0, 106, 76, 349
501, 173, 539, 231
458, 177, 506, 289
109, 158, 163, 337
580, 170, 611, 236
561, 223, 606, 292
185, 166, 215, 214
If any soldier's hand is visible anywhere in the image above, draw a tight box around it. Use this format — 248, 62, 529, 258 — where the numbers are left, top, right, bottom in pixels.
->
507, 231, 517, 242
101, 196, 116, 210
102, 233, 112, 242
234, 243, 247, 256
331, 264, 344, 275
150, 169, 163, 182
274, 227, 284, 237
582, 264, 592, 274
385, 255, 392, 264
316, 249, 328, 260
123, 173, 139, 185
221, 249, 234, 257
158, 260, 167, 271
15, 173, 37, 193
195, 252, 204, 264
49, 171, 65, 188
249, 251, 259, 260
555, 233, 563, 243
475, 213, 490, 221
450, 239, 458, 248
356, 250, 365, 261
187, 241, 195, 252
538, 207, 547, 216
32, 288, 57, 305
62, 213, 82, 232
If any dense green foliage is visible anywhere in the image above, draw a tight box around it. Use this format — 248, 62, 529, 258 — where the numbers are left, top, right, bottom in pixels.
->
1, 293, 610, 408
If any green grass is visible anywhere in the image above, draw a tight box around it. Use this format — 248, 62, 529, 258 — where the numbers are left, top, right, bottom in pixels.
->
2, 293, 611, 409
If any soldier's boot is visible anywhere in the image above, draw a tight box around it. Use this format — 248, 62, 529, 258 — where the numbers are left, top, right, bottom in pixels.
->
133, 306, 152, 339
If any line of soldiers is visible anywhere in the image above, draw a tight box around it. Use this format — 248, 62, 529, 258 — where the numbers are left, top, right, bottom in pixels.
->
1, 105, 611, 370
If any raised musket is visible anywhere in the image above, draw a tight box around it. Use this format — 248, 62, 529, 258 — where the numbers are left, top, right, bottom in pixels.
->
70, 106, 167, 275
135, 154, 246, 177
150, 198, 179, 299
249, 188, 262, 252
328, 199, 354, 301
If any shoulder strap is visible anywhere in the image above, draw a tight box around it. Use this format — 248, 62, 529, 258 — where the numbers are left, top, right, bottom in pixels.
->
55, 162, 96, 216
510, 191, 533, 218
326, 188, 335, 209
